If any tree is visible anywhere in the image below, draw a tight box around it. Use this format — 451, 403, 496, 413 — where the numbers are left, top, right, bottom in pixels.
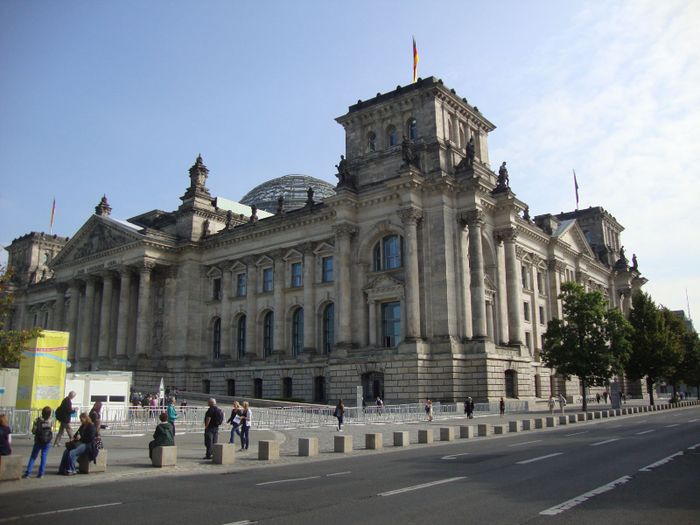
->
0, 266, 41, 367
681, 329, 700, 400
541, 282, 632, 412
660, 308, 688, 401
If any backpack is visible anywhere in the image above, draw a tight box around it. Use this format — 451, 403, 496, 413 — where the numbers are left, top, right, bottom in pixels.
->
55, 405, 65, 421
35, 419, 53, 445
213, 407, 224, 427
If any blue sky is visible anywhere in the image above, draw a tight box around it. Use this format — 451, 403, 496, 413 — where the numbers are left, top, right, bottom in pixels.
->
1, 0, 698, 314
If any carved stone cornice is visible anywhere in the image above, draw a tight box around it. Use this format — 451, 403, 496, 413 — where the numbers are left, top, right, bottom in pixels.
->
333, 223, 357, 239
494, 227, 518, 243
397, 207, 423, 225
547, 259, 566, 272
460, 209, 484, 227
139, 259, 157, 273
515, 245, 526, 260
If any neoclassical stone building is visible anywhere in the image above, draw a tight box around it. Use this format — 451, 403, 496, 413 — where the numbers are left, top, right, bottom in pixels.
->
5, 77, 646, 402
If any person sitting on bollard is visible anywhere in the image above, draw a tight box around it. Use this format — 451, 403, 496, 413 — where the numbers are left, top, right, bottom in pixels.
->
23, 406, 53, 478
0, 413, 11, 456
227, 401, 242, 445
58, 412, 97, 476
148, 412, 174, 459
334, 399, 345, 431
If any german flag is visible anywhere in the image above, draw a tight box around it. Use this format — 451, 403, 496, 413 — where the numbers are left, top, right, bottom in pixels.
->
413, 37, 419, 83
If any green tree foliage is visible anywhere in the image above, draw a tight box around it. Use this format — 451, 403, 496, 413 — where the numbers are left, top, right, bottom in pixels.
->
0, 266, 41, 367
541, 282, 632, 411
681, 329, 700, 400
660, 308, 688, 401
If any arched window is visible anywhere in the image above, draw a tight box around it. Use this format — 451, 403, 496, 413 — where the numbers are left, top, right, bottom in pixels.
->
212, 317, 221, 359
407, 118, 417, 140
263, 311, 274, 357
292, 307, 304, 356
387, 125, 398, 147
322, 303, 334, 354
373, 234, 403, 271
367, 131, 377, 153
237, 315, 246, 358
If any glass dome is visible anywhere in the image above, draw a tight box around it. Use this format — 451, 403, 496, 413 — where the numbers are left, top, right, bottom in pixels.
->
240, 174, 336, 213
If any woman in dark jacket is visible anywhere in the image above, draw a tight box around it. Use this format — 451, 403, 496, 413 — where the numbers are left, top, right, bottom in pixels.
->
0, 413, 11, 456
58, 413, 96, 475
148, 412, 174, 458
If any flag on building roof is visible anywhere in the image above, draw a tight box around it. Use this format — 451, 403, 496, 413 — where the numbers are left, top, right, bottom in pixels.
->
573, 170, 580, 209
413, 37, 419, 83
50, 197, 56, 234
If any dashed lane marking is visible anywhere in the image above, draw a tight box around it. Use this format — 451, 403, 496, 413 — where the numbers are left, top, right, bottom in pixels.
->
0, 503, 123, 523
507, 440, 542, 447
441, 452, 471, 460
635, 429, 655, 435
378, 476, 466, 496
326, 471, 352, 477
540, 476, 632, 515
590, 438, 620, 447
516, 452, 563, 465
639, 451, 684, 472
664, 424, 680, 428
687, 442, 700, 450
256, 476, 321, 486
565, 431, 588, 437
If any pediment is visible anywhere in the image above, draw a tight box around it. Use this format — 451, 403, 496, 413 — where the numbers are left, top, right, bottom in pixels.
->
556, 222, 595, 258
53, 216, 144, 266
364, 273, 404, 292
313, 242, 334, 255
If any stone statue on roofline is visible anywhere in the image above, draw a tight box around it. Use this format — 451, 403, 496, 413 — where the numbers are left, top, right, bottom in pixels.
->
335, 154, 357, 190
401, 135, 420, 169
631, 253, 638, 271
493, 161, 510, 193
456, 137, 476, 172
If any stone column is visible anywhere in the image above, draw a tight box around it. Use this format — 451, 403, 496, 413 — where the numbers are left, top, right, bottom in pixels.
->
399, 207, 423, 340
161, 266, 178, 359
53, 283, 67, 331
500, 228, 523, 345
220, 264, 232, 358
244, 258, 258, 358
548, 261, 564, 319
66, 280, 81, 361
302, 247, 316, 353
115, 268, 132, 361
79, 276, 97, 362
465, 211, 487, 339
135, 261, 155, 359
97, 272, 114, 362
272, 254, 286, 355
368, 299, 377, 346
458, 224, 472, 339
485, 298, 494, 340
334, 223, 356, 349
495, 240, 509, 344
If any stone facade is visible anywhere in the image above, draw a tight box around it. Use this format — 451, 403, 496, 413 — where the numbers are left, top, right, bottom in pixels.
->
4, 77, 646, 403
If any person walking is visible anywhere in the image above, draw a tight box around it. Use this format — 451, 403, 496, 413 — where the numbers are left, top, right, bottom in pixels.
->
239, 401, 252, 451
558, 393, 567, 413
425, 400, 433, 422
167, 397, 178, 435
53, 391, 76, 447
548, 396, 556, 414
203, 398, 223, 460
227, 401, 242, 445
499, 397, 505, 417
148, 412, 174, 459
0, 413, 11, 456
23, 406, 53, 478
334, 399, 345, 431
466, 397, 474, 419
89, 401, 103, 431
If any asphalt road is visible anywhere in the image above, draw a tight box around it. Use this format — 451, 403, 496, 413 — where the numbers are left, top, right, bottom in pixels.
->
2, 407, 699, 525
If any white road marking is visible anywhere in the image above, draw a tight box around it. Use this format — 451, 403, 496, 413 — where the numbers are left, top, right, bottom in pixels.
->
516, 452, 563, 465
688, 419, 699, 423
507, 439, 542, 447
326, 471, 351, 477
0, 502, 123, 523
441, 452, 471, 460
664, 424, 680, 428
222, 521, 257, 525
672, 413, 682, 417
540, 476, 632, 515
378, 476, 466, 496
256, 476, 321, 486
635, 429, 655, 435
687, 442, 700, 450
112, 433, 145, 437
590, 438, 620, 447
639, 451, 684, 472
609, 425, 622, 428
565, 431, 588, 437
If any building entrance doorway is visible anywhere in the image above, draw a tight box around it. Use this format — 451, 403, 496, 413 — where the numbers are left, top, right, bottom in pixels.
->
361, 372, 384, 401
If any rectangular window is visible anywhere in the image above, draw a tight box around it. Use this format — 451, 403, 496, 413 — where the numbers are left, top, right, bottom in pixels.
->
262, 267, 273, 292
322, 256, 334, 282
236, 273, 247, 297
521, 266, 528, 288
525, 332, 531, 350
290, 262, 302, 288
381, 301, 401, 348
539, 306, 545, 324
537, 271, 543, 292
523, 302, 530, 321
212, 277, 222, 300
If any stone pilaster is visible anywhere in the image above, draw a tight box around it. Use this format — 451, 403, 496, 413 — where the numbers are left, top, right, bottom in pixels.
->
333, 223, 356, 350
220, 264, 232, 358
135, 260, 155, 359
244, 257, 258, 358
464, 211, 487, 339
272, 254, 286, 355
496, 240, 508, 344
79, 276, 97, 363
547, 260, 565, 319
115, 267, 132, 361
497, 227, 523, 345
398, 207, 423, 340
97, 272, 114, 362
458, 224, 473, 340
53, 283, 67, 331
66, 280, 81, 362
302, 245, 316, 353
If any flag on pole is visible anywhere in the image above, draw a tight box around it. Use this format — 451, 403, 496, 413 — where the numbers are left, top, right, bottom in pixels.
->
573, 170, 580, 209
412, 36, 419, 83
159, 377, 165, 401
50, 197, 56, 234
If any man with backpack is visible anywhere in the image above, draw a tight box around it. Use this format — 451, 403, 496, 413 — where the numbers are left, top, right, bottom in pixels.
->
203, 397, 223, 460
23, 406, 53, 478
53, 391, 76, 447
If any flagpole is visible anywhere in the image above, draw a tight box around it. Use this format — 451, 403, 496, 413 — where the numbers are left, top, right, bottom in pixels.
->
412, 36, 419, 84
50, 197, 56, 234
573, 170, 579, 210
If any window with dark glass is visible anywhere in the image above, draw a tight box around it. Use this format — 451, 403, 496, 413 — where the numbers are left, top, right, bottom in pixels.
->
263, 311, 273, 357
539, 306, 545, 325
262, 267, 273, 292
381, 301, 401, 347
212, 277, 222, 300
254, 378, 263, 398
407, 118, 417, 140
523, 302, 530, 321
236, 273, 246, 297
282, 377, 293, 399
322, 256, 334, 282
290, 262, 302, 288
387, 125, 398, 147
227, 379, 235, 396
367, 131, 376, 152
292, 308, 304, 356
237, 315, 246, 358
212, 318, 221, 359
322, 303, 334, 353
373, 235, 403, 271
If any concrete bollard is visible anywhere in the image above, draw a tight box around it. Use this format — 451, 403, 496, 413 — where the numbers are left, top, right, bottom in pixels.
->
299, 437, 319, 457
152, 446, 177, 467
79, 449, 108, 473
334, 435, 353, 453
213, 443, 235, 465
494, 424, 507, 435
258, 440, 280, 461
460, 425, 475, 438
558, 416, 568, 425
366, 433, 383, 450
546, 416, 558, 428
568, 414, 577, 423
586, 412, 594, 420
594, 411, 602, 419
509, 421, 522, 433
534, 418, 545, 429
440, 427, 456, 441
521, 419, 534, 431
0, 455, 23, 481
478, 424, 493, 437
393, 431, 410, 447
601, 410, 609, 418
418, 429, 434, 444
577, 413, 586, 422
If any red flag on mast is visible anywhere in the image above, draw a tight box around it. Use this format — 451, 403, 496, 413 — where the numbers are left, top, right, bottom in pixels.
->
573, 170, 580, 209
412, 37, 419, 83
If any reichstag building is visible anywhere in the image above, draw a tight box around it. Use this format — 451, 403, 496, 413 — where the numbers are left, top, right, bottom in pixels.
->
5, 77, 646, 403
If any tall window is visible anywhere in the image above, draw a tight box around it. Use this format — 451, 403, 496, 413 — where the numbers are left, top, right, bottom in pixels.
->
263, 311, 274, 357
322, 303, 334, 354
322, 256, 334, 282
227, 379, 236, 396
387, 125, 398, 147
539, 306, 545, 325
290, 262, 302, 288
262, 267, 273, 292
292, 307, 304, 356
381, 301, 401, 347
447, 117, 454, 143
236, 273, 247, 297
237, 315, 246, 358
212, 277, 222, 300
373, 234, 403, 271
282, 377, 293, 399
523, 302, 530, 321
254, 378, 263, 398
459, 126, 465, 148
407, 118, 417, 140
367, 131, 376, 152
212, 318, 221, 359
537, 271, 543, 292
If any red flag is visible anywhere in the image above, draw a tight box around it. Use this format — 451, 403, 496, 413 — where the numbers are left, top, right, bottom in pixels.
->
50, 197, 56, 233
573, 170, 579, 209
412, 37, 419, 83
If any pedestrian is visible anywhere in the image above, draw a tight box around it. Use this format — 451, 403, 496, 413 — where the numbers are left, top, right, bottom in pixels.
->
603, 391, 609, 404
464, 399, 468, 415
558, 393, 567, 413
466, 397, 474, 419
227, 401, 242, 445
548, 396, 555, 414
148, 412, 174, 459
58, 412, 97, 476
425, 400, 433, 422
499, 397, 505, 416
596, 393, 601, 404
150, 396, 158, 418
203, 397, 223, 460
239, 401, 252, 451
53, 391, 77, 447
376, 396, 384, 413
23, 406, 53, 478
334, 399, 345, 431
0, 413, 11, 456
362, 398, 367, 413
167, 397, 178, 435
89, 401, 103, 433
